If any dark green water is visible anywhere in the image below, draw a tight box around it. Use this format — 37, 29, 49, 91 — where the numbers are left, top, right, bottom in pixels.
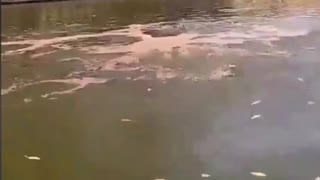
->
2, 0, 320, 180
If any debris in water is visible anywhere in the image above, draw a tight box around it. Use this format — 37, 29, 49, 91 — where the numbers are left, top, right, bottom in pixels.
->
24, 98, 32, 103
49, 97, 58, 100
154, 178, 165, 180
251, 115, 262, 119
147, 88, 152, 92
228, 64, 236, 68
308, 101, 315, 105
201, 173, 211, 178
251, 100, 261, 105
24, 155, 40, 160
315, 176, 320, 180
121, 119, 132, 122
250, 172, 267, 177
297, 78, 304, 82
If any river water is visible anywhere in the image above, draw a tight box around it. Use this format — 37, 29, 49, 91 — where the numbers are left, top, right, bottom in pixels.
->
2, 0, 320, 180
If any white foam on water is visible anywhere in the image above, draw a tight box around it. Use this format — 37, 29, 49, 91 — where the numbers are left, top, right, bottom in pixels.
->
155, 67, 178, 80
102, 55, 141, 71
39, 77, 109, 97
1, 85, 17, 95
3, 15, 313, 64
2, 13, 318, 87
2, 77, 109, 96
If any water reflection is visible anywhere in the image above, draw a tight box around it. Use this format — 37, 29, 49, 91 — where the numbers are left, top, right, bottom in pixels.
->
1, 0, 261, 36
3, 0, 319, 38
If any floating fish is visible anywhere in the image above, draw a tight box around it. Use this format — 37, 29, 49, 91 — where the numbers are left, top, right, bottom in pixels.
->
304, 47, 316, 50
297, 78, 304, 82
24, 155, 40, 160
308, 101, 315, 105
251, 115, 262, 119
41, 93, 50, 98
121, 119, 132, 122
250, 172, 267, 177
201, 173, 211, 178
251, 100, 261, 105
147, 88, 152, 92
24, 98, 32, 103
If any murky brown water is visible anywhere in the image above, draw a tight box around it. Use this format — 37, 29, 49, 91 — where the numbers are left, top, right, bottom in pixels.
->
2, 0, 320, 180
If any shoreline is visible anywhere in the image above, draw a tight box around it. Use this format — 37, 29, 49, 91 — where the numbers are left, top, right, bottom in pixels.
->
1, 0, 70, 5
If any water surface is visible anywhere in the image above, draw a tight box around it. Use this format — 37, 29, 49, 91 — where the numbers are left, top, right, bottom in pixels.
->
2, 0, 320, 180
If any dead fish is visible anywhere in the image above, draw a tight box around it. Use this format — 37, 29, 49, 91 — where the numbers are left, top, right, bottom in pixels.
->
24, 98, 32, 103
308, 101, 315, 105
251, 115, 262, 119
121, 119, 132, 122
228, 64, 236, 68
304, 47, 316, 50
250, 172, 267, 177
225, 73, 236, 77
297, 78, 304, 82
41, 93, 50, 98
24, 155, 40, 160
251, 100, 261, 105
201, 173, 211, 178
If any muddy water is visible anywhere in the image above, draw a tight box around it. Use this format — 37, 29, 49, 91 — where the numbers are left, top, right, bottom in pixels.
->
2, 0, 320, 180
